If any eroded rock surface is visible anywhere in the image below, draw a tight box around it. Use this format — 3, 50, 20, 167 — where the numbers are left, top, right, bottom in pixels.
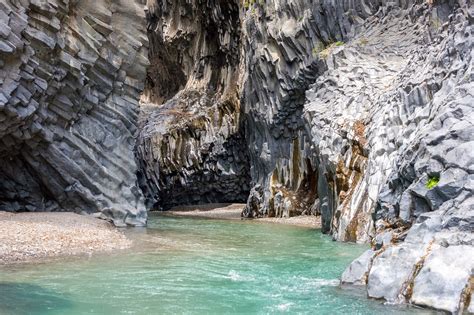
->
138, 0, 473, 312
0, 0, 149, 226
329, 2, 474, 312
4, 0, 472, 311
137, 0, 251, 210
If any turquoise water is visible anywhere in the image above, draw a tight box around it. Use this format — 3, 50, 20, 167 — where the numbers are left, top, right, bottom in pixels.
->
0, 214, 437, 314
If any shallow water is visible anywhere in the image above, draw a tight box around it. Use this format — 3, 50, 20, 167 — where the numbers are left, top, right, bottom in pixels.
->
0, 214, 438, 314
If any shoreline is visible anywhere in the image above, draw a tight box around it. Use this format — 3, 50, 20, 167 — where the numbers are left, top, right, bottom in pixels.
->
1, 204, 321, 265
0, 212, 132, 265
164, 203, 322, 228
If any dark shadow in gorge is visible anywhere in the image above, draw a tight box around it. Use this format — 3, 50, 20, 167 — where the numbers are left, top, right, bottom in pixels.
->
137, 0, 250, 211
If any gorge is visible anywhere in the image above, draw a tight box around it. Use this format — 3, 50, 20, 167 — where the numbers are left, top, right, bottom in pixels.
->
0, 0, 473, 313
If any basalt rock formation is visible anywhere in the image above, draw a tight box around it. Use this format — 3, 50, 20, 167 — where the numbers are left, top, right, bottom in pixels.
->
0, 0, 148, 226
1, 0, 473, 312
139, 0, 473, 312
244, 0, 473, 312
137, 0, 251, 210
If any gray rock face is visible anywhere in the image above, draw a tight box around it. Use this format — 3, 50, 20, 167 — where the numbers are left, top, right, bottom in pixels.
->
2, 1, 472, 311
137, 0, 251, 210
240, 0, 474, 247
411, 245, 474, 313
139, 0, 473, 312
0, 0, 149, 226
367, 244, 428, 302
343, 198, 474, 313
341, 249, 376, 285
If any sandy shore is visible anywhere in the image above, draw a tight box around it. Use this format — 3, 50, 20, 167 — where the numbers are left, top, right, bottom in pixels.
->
0, 212, 131, 265
166, 203, 322, 228
256, 215, 322, 228
1, 205, 321, 265
165, 203, 244, 219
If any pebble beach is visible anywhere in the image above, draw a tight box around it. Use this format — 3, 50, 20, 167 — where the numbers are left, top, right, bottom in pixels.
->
0, 212, 131, 265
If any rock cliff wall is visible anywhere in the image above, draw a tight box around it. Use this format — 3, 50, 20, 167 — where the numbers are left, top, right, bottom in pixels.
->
2, 0, 472, 312
240, 0, 473, 244
0, 0, 149, 226
139, 0, 473, 312
241, 1, 473, 312
137, 0, 251, 210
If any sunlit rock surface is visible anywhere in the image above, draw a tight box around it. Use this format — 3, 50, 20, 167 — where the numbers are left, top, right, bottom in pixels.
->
239, 1, 473, 311
0, 0, 148, 226
139, 0, 473, 312
8, 0, 470, 312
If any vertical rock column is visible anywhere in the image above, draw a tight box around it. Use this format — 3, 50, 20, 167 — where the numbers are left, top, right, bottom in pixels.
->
239, 0, 384, 222
137, 0, 251, 210
0, 0, 149, 226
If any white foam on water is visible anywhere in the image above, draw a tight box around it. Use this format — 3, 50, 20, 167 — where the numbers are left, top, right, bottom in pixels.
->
225, 270, 255, 282
294, 276, 340, 287
310, 278, 340, 287
276, 302, 294, 312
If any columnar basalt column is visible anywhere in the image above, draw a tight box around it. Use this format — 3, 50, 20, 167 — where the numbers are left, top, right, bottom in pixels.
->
0, 0, 149, 226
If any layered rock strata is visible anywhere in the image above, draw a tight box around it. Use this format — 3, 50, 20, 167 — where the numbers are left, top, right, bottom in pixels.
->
0, 0, 149, 226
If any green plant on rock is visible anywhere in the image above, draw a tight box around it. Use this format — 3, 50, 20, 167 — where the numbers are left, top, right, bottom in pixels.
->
312, 42, 326, 57
243, 0, 253, 10
243, 0, 264, 10
431, 17, 442, 30
426, 175, 440, 189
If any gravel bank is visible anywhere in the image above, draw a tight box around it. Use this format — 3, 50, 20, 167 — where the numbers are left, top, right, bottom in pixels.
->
0, 212, 132, 265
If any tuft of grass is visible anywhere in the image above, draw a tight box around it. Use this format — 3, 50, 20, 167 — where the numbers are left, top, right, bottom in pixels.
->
431, 17, 442, 30
243, 0, 253, 10
426, 175, 440, 189
312, 42, 325, 57
359, 38, 369, 46
317, 41, 345, 59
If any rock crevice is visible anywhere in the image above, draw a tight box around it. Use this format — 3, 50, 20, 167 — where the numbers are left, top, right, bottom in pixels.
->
137, 0, 251, 210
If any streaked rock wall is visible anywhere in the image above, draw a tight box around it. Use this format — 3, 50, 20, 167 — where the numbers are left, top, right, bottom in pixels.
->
139, 0, 473, 312
0, 0, 149, 226
137, 0, 251, 210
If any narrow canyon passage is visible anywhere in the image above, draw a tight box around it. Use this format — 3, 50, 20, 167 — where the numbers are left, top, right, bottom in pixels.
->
137, 0, 250, 210
0, 214, 436, 314
0, 0, 472, 313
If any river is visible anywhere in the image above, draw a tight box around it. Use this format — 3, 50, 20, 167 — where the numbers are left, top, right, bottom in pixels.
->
0, 214, 438, 314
